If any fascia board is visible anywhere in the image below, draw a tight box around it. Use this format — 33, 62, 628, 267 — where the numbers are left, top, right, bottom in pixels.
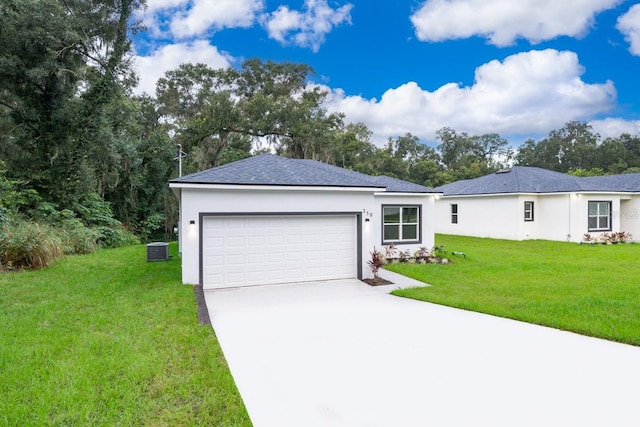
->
168, 183, 383, 193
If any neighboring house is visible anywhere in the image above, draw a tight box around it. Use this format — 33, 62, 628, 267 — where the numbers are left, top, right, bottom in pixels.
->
434, 167, 640, 243
169, 154, 439, 289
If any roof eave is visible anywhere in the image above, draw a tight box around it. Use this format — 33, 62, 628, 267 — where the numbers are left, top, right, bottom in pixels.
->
169, 182, 386, 192
375, 191, 441, 196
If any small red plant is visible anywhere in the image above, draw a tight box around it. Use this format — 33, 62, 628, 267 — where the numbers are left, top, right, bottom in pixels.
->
368, 248, 384, 278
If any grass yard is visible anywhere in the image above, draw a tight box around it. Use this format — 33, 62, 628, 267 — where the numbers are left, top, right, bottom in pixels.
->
0, 243, 250, 426
388, 234, 640, 346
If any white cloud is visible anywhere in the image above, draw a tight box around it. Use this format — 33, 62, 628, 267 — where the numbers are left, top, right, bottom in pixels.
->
321, 49, 616, 144
261, 0, 353, 52
132, 40, 233, 96
617, 4, 640, 56
169, 0, 264, 38
589, 118, 640, 138
411, 0, 622, 46
137, 0, 264, 38
144, 0, 188, 13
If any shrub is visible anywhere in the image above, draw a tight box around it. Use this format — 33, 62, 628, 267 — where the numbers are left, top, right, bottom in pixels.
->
140, 213, 166, 243
582, 231, 633, 245
0, 221, 63, 270
95, 225, 140, 249
61, 221, 99, 255
73, 192, 121, 227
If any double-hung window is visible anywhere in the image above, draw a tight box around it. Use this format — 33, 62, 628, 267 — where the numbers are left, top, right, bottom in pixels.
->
451, 204, 458, 224
524, 201, 534, 221
382, 205, 421, 243
588, 201, 611, 231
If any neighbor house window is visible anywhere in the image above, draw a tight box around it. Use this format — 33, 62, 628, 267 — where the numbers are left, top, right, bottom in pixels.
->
382, 205, 421, 243
451, 204, 458, 224
524, 201, 534, 221
588, 201, 611, 231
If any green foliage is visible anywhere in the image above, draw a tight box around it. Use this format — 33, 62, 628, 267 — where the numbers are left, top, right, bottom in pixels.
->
0, 160, 39, 222
156, 59, 345, 169
3, 192, 139, 263
60, 221, 99, 255
73, 193, 119, 227
94, 225, 140, 249
0, 221, 63, 269
435, 127, 512, 181
516, 122, 640, 175
567, 167, 605, 177
140, 213, 166, 243
0, 0, 145, 217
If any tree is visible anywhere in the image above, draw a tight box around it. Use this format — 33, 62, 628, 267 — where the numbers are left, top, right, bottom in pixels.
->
594, 138, 628, 174
516, 121, 600, 172
330, 122, 376, 170
619, 133, 640, 170
469, 133, 512, 169
436, 127, 509, 180
0, 0, 144, 207
156, 59, 345, 170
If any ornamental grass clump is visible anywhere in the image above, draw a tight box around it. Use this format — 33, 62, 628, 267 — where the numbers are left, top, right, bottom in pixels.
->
0, 220, 63, 269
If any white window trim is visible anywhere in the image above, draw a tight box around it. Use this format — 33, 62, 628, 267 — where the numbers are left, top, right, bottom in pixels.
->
451, 204, 458, 224
588, 201, 612, 232
382, 205, 421, 244
524, 201, 534, 222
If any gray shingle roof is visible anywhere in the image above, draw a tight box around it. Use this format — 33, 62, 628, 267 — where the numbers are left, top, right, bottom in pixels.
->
170, 153, 438, 193
435, 166, 640, 196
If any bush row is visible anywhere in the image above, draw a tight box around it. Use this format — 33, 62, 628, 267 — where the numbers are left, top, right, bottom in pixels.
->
0, 219, 139, 270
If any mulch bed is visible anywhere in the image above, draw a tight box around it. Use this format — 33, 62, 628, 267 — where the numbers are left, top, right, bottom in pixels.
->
194, 284, 211, 326
361, 277, 394, 286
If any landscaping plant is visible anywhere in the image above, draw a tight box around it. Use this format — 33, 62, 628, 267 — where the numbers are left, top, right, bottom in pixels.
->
368, 248, 385, 278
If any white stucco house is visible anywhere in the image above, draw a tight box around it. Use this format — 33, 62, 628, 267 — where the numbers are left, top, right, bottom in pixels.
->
435, 167, 640, 243
169, 154, 439, 289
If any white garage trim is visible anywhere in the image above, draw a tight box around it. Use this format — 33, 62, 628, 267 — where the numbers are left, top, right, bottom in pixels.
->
199, 212, 362, 289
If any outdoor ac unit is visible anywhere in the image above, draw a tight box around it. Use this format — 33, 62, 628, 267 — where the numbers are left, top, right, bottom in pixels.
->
146, 242, 169, 262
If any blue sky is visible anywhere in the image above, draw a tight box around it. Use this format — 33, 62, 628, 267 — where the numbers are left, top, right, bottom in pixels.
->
133, 0, 640, 146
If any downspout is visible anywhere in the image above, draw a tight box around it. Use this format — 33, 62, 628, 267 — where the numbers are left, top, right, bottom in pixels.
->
567, 193, 572, 242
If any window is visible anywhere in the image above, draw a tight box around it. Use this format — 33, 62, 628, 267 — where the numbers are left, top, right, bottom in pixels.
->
524, 201, 534, 221
451, 204, 458, 224
588, 201, 611, 231
382, 205, 421, 243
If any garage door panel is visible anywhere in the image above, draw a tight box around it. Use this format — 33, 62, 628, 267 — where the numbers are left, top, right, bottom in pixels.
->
305, 251, 322, 261
206, 237, 224, 247
268, 235, 286, 245
247, 253, 265, 264
203, 215, 357, 289
267, 269, 285, 281
227, 254, 246, 265
207, 254, 224, 266
247, 235, 266, 246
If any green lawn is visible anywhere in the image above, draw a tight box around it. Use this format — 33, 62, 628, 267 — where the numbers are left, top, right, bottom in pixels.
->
0, 243, 250, 426
388, 234, 640, 346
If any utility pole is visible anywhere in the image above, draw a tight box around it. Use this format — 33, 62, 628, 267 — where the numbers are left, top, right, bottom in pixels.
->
174, 144, 187, 177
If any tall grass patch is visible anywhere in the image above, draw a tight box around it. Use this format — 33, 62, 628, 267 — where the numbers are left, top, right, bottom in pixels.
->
0, 221, 63, 269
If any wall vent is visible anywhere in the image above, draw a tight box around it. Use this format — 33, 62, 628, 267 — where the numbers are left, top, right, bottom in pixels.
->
147, 242, 169, 262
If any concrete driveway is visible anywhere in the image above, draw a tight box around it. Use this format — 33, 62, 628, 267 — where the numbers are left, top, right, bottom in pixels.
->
205, 275, 640, 427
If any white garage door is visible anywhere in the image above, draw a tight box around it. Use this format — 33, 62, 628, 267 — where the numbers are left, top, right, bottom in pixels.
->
202, 215, 357, 289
